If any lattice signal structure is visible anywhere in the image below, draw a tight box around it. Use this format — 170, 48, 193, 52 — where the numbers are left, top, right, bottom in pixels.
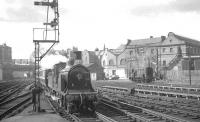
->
33, 0, 60, 111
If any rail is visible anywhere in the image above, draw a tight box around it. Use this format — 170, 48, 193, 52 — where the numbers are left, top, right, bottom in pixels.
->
96, 112, 118, 122
100, 89, 200, 122
0, 94, 32, 120
118, 101, 189, 122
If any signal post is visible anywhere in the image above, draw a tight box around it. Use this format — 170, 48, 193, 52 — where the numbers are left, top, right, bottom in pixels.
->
33, 0, 60, 112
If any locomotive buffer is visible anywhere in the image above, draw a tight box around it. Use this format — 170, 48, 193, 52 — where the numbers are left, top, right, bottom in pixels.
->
33, 0, 60, 112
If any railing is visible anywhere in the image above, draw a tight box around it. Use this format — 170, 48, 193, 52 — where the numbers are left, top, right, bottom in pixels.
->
165, 54, 182, 70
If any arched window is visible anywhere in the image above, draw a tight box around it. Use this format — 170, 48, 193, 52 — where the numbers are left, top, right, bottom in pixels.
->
120, 59, 126, 65
109, 59, 114, 66
130, 50, 133, 55
85, 56, 88, 63
103, 60, 106, 66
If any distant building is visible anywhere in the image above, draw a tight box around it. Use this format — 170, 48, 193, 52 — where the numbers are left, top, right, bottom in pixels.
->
125, 36, 164, 79
12, 59, 34, 78
13, 59, 34, 65
66, 50, 104, 80
126, 32, 200, 85
0, 43, 12, 64
0, 44, 12, 80
0, 44, 35, 80
82, 50, 104, 80
162, 32, 200, 85
0, 64, 2, 80
99, 45, 127, 79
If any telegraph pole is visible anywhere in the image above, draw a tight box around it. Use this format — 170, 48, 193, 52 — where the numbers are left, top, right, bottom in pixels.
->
33, 0, 60, 112
156, 48, 159, 79
188, 45, 192, 85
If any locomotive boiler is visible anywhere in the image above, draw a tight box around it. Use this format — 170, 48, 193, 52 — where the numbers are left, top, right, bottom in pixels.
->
46, 62, 98, 114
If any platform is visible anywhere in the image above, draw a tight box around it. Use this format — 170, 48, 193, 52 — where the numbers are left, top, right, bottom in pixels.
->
19, 91, 55, 115
1, 113, 67, 122
1, 92, 69, 122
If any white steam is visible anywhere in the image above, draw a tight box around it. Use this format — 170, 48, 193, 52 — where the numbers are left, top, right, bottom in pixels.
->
41, 55, 67, 69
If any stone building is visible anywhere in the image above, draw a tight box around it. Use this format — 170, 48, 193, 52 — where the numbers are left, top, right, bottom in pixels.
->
0, 44, 12, 80
0, 64, 2, 80
12, 59, 34, 78
0, 44, 12, 64
81, 50, 104, 80
0, 44, 34, 80
126, 36, 164, 79
99, 45, 127, 79
126, 32, 200, 85
162, 32, 200, 85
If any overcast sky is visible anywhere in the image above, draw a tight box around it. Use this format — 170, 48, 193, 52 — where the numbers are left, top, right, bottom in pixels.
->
1, 0, 200, 59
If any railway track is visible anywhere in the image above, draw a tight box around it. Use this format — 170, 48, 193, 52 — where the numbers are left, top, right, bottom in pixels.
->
0, 81, 18, 92
47, 96, 79, 122
45, 89, 192, 122
0, 83, 31, 103
0, 79, 33, 103
99, 98, 190, 122
101, 91, 200, 122
0, 79, 34, 120
46, 95, 118, 122
126, 95, 200, 121
0, 92, 32, 120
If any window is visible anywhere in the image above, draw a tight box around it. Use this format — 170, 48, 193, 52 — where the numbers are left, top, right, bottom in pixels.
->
103, 60, 106, 66
120, 59, 126, 65
162, 48, 166, 53
139, 48, 144, 53
112, 70, 116, 75
190, 59, 195, 70
192, 48, 195, 54
182, 59, 195, 70
182, 60, 189, 70
163, 60, 166, 66
169, 39, 172, 42
109, 59, 114, 65
130, 50, 133, 55
195, 48, 198, 54
170, 48, 173, 53
151, 49, 154, 54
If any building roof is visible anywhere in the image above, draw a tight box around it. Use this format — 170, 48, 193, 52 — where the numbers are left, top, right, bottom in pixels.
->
169, 32, 200, 46
0, 43, 11, 48
117, 44, 126, 50
126, 37, 163, 47
109, 49, 124, 56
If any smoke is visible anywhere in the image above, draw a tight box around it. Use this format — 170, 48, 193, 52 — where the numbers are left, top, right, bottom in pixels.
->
41, 55, 67, 69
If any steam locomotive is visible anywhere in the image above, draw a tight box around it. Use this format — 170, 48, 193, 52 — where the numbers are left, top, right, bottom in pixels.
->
44, 62, 98, 114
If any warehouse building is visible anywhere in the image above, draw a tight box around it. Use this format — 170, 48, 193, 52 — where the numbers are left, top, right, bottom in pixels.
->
126, 32, 200, 85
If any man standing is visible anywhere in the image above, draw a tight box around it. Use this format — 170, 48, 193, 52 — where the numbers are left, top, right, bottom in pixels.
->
32, 87, 37, 112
